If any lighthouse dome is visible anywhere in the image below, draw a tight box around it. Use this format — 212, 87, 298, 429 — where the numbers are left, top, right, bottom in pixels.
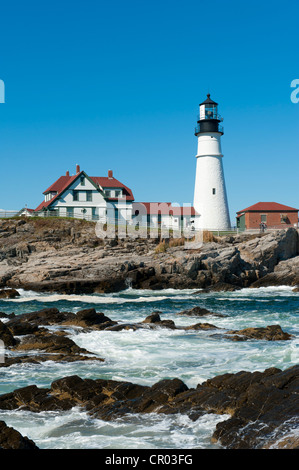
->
195, 94, 223, 135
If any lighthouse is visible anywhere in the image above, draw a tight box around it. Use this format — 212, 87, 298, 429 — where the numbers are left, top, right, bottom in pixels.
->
193, 94, 231, 230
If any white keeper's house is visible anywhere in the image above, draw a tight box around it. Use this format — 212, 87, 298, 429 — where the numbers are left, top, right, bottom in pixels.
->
33, 165, 199, 229
35, 165, 135, 223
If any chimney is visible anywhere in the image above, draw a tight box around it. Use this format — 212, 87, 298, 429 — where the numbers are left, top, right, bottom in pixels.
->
108, 169, 113, 179
76, 164, 80, 174
66, 171, 70, 176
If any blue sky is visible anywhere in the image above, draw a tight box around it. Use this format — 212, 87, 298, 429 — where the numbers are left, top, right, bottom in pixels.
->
0, 0, 298, 224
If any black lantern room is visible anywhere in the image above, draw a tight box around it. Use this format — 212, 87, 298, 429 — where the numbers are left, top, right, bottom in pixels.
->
194, 94, 223, 136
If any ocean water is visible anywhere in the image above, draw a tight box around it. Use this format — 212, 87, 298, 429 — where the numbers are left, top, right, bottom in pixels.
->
0, 286, 298, 449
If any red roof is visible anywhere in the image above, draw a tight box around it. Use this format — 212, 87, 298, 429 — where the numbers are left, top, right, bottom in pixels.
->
35, 171, 134, 211
90, 177, 134, 201
237, 202, 299, 213
43, 175, 77, 195
133, 202, 199, 216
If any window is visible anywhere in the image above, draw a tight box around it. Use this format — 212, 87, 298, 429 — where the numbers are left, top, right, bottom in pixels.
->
86, 191, 92, 202
80, 176, 85, 186
212, 188, 216, 195
105, 190, 111, 197
280, 214, 288, 224
73, 190, 79, 201
66, 207, 74, 218
115, 190, 122, 198
261, 214, 267, 222
92, 207, 98, 220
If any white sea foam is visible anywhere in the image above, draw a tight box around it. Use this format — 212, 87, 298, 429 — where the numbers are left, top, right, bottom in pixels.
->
0, 284, 298, 449
0, 407, 229, 449
4, 285, 297, 306
7, 287, 197, 304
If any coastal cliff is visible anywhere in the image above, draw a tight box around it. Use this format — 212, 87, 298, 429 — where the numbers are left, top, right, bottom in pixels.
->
0, 218, 298, 294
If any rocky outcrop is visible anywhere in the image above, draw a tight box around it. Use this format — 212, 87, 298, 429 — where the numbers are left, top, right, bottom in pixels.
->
0, 421, 38, 449
0, 307, 106, 366
176, 306, 225, 317
224, 325, 294, 341
0, 365, 297, 449
0, 219, 298, 293
0, 307, 293, 369
0, 288, 20, 298
251, 254, 299, 288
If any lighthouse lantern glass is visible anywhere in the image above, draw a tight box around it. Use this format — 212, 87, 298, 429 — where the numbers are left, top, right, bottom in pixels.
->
205, 104, 217, 119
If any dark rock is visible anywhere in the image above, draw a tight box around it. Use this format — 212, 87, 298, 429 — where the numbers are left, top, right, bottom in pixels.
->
185, 322, 219, 330
225, 325, 293, 341
142, 312, 162, 323
200, 282, 242, 292
0, 366, 297, 448
211, 366, 299, 449
10, 329, 104, 363
7, 321, 39, 336
74, 308, 114, 328
0, 320, 18, 347
8, 307, 75, 327
177, 306, 225, 317
105, 323, 142, 331
14, 330, 92, 355
0, 420, 38, 449
0, 312, 15, 319
0, 288, 20, 299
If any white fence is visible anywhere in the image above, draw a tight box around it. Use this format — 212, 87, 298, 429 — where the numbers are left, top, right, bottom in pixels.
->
0, 211, 19, 218
0, 210, 297, 238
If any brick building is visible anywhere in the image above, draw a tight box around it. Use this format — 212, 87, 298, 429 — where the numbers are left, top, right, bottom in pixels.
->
236, 202, 298, 231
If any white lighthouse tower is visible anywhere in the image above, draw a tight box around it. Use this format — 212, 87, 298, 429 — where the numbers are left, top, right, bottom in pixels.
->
193, 94, 231, 230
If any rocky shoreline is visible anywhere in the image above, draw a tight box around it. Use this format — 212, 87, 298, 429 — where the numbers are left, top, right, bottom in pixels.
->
0, 303, 297, 449
0, 363, 298, 449
0, 218, 298, 449
0, 306, 294, 368
0, 218, 298, 294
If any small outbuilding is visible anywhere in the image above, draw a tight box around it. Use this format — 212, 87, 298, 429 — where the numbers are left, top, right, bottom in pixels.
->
236, 202, 298, 231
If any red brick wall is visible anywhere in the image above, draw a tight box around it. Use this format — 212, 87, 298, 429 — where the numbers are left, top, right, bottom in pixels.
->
245, 211, 298, 229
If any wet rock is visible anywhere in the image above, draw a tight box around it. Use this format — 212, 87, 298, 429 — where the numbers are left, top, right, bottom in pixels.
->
184, 322, 219, 330
199, 282, 242, 292
70, 308, 115, 329
0, 312, 15, 319
7, 307, 75, 327
7, 321, 39, 336
105, 323, 143, 331
177, 306, 225, 317
0, 420, 38, 449
211, 365, 299, 449
225, 325, 293, 341
142, 312, 163, 323
141, 313, 176, 329
0, 320, 18, 347
0, 326, 105, 364
13, 329, 95, 356
0, 288, 20, 299
0, 365, 297, 448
